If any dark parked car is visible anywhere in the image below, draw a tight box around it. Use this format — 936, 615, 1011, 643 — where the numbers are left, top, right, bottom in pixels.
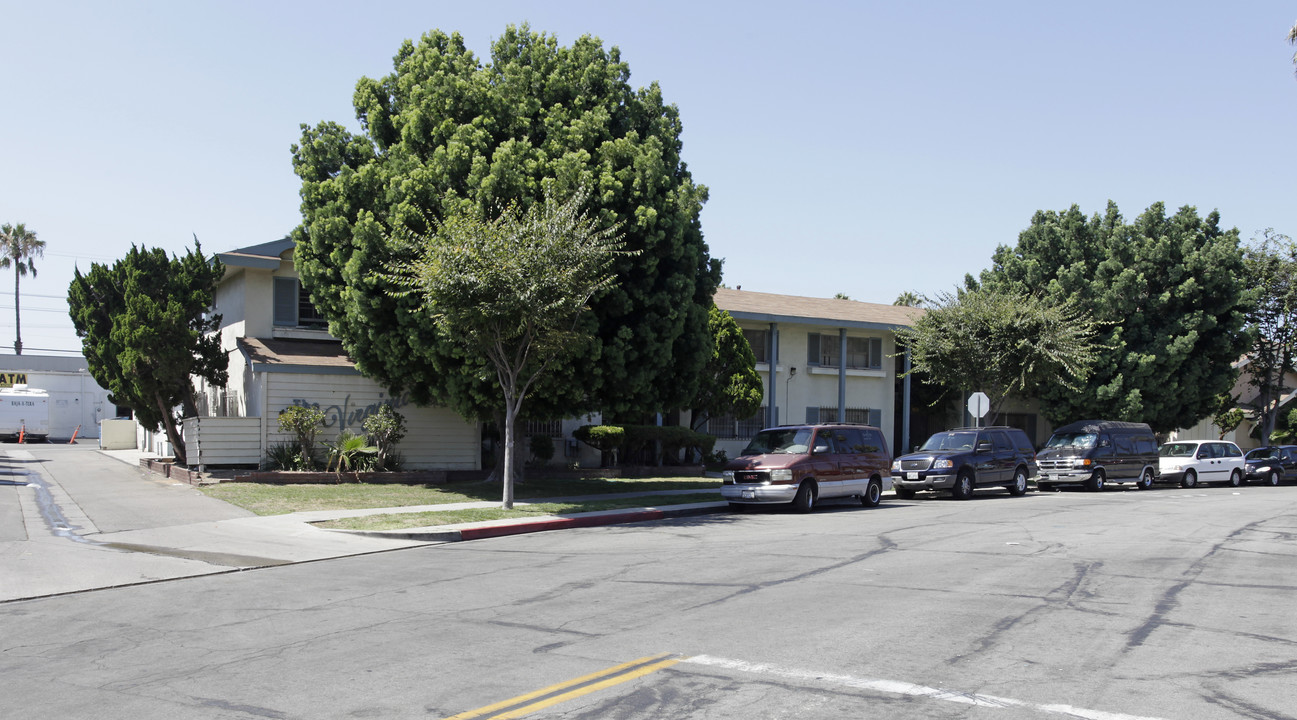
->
1243, 445, 1297, 485
891, 426, 1037, 500
1036, 420, 1159, 492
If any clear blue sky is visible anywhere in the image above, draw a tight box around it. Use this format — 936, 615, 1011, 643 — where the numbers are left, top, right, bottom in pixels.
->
3, 1, 1295, 355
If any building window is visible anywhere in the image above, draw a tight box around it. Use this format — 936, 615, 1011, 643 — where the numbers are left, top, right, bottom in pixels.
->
742, 329, 769, 364
706, 407, 768, 439
807, 334, 882, 370
274, 277, 328, 329
524, 419, 564, 438
805, 407, 882, 426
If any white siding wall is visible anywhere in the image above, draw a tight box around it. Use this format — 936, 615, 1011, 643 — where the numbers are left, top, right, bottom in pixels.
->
265, 372, 479, 470
182, 416, 263, 465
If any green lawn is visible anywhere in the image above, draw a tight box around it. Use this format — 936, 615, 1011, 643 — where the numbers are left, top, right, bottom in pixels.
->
199, 476, 720, 516
314, 492, 726, 530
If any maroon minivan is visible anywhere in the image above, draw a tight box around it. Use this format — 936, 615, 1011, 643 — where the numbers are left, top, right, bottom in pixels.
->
721, 424, 893, 512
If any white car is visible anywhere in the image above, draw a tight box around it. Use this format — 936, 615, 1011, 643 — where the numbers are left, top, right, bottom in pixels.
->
1157, 440, 1245, 488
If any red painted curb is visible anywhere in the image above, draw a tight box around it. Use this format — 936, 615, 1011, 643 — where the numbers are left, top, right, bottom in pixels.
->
458, 509, 668, 540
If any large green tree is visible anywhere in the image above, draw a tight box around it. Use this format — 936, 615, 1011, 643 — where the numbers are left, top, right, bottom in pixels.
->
390, 190, 623, 508
0, 222, 45, 355
1241, 229, 1297, 444
689, 306, 763, 431
979, 202, 1252, 433
291, 25, 720, 427
896, 287, 1103, 421
67, 242, 227, 464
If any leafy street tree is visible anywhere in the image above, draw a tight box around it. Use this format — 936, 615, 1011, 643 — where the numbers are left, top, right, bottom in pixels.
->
1241, 229, 1297, 444
0, 222, 46, 355
896, 287, 1103, 421
291, 25, 720, 432
1213, 396, 1246, 441
689, 306, 763, 432
67, 242, 227, 465
389, 190, 624, 509
979, 202, 1252, 433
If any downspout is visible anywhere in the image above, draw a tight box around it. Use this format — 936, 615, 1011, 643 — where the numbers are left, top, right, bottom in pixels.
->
902, 346, 912, 454
769, 323, 779, 426
838, 328, 847, 422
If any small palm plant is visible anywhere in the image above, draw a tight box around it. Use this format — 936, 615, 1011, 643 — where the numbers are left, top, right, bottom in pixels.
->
326, 430, 377, 479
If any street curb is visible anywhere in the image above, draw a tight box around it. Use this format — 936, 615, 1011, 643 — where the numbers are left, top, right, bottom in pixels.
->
332, 502, 728, 542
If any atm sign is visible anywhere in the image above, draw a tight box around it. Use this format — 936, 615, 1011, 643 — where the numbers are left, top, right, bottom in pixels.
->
0, 373, 26, 388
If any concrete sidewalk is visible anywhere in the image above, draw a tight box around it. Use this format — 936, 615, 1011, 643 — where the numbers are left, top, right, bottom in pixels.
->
1, 445, 732, 602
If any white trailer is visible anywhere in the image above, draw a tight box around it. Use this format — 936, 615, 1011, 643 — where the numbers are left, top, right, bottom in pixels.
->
0, 385, 50, 440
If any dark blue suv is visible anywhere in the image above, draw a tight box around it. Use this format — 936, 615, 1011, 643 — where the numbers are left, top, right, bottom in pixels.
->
891, 426, 1038, 500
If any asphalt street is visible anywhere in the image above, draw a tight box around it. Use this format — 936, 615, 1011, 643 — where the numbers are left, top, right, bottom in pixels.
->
2, 452, 1295, 720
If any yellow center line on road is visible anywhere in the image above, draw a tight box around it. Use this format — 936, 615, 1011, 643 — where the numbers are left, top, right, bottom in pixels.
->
441, 653, 684, 720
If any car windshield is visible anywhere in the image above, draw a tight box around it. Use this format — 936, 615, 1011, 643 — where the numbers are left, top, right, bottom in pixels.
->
1159, 443, 1199, 458
1246, 448, 1278, 461
741, 428, 814, 455
1045, 432, 1097, 449
919, 432, 977, 451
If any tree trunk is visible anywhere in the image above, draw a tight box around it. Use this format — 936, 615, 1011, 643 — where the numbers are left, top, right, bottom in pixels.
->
502, 401, 517, 509
13, 268, 21, 355
155, 393, 187, 465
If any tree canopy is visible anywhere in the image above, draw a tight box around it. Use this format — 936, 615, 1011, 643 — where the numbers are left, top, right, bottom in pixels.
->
389, 190, 623, 507
896, 286, 1103, 421
1241, 229, 1297, 444
291, 25, 720, 425
979, 201, 1252, 433
0, 222, 45, 355
67, 242, 227, 464
689, 306, 763, 431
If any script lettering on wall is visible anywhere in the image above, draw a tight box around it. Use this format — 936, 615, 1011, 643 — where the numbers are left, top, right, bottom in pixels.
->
280, 393, 411, 430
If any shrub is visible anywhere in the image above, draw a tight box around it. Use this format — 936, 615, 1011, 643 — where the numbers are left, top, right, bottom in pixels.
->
573, 425, 625, 451
278, 405, 326, 470
363, 404, 407, 471
574, 425, 625, 466
619, 425, 716, 465
529, 434, 555, 465
262, 441, 301, 471
326, 430, 378, 477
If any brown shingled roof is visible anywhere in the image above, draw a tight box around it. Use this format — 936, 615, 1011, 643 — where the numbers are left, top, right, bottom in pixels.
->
714, 288, 923, 328
237, 337, 357, 369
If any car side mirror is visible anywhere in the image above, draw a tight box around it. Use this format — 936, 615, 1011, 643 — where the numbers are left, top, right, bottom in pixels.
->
976, 442, 993, 453
813, 443, 831, 454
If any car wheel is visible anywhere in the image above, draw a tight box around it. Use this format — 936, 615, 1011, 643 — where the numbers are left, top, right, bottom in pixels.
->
1007, 467, 1029, 496
1135, 468, 1154, 490
1181, 470, 1197, 488
894, 486, 917, 500
1269, 470, 1281, 486
1085, 469, 1105, 492
951, 471, 974, 500
792, 481, 816, 513
861, 478, 882, 507
1228, 469, 1242, 487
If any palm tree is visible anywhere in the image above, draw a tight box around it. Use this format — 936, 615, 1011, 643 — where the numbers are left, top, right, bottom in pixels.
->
894, 290, 925, 308
0, 223, 46, 355
1290, 21, 1297, 73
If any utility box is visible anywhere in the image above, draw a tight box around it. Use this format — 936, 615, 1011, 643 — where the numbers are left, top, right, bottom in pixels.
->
0, 385, 50, 441
99, 418, 138, 450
